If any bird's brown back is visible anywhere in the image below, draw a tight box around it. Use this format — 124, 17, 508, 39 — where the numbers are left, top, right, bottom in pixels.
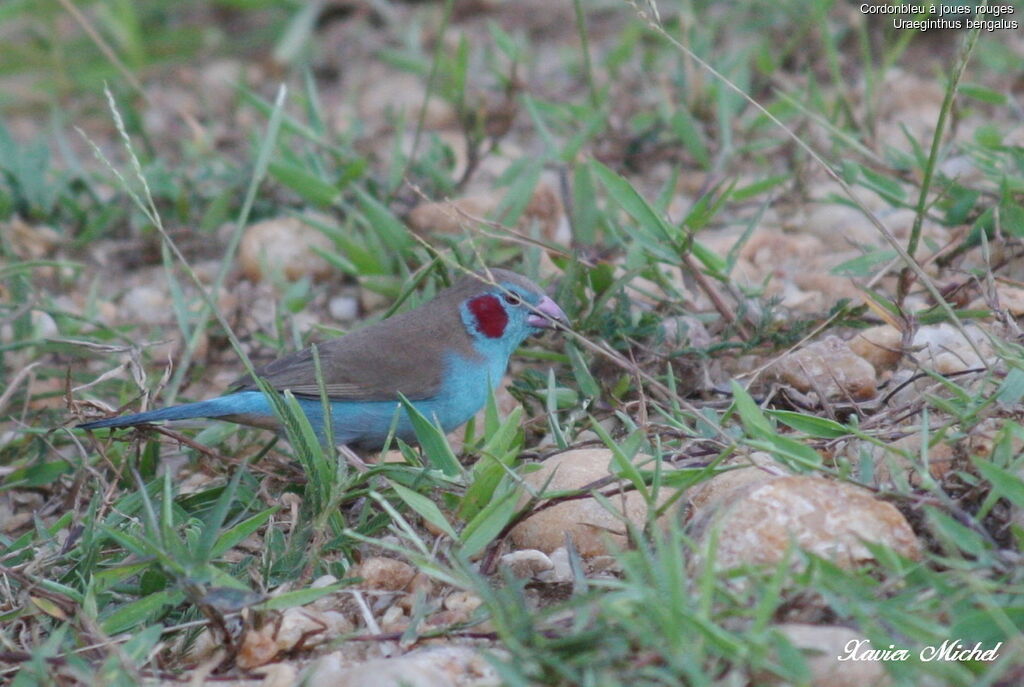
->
232, 269, 537, 401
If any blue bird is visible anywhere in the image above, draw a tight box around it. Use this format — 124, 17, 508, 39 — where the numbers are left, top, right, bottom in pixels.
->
78, 269, 567, 450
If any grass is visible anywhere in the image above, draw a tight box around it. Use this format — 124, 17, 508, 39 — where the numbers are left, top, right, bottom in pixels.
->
2, 1, 1024, 685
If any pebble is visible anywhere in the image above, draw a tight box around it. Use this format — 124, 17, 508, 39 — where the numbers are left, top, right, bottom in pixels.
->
238, 216, 335, 283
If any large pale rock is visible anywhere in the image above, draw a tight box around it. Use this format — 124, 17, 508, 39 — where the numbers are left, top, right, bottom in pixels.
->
238, 216, 335, 282
509, 448, 673, 557
772, 335, 877, 400
690, 474, 921, 570
303, 646, 502, 687
686, 453, 784, 513
305, 654, 449, 687
773, 624, 890, 687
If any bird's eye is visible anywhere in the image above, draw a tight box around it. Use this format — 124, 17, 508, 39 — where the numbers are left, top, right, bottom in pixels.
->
503, 292, 522, 306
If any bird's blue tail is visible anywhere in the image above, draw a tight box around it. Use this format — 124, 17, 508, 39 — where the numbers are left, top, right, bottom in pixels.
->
77, 393, 264, 430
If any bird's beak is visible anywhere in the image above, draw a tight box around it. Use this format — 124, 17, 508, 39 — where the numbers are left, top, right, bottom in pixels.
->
527, 296, 568, 330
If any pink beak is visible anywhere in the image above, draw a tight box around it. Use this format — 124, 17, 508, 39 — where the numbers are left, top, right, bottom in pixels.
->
526, 295, 568, 330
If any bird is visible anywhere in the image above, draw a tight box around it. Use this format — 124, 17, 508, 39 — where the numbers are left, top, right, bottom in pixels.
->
77, 268, 567, 450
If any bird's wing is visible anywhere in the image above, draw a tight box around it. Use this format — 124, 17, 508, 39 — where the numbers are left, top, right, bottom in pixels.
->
232, 300, 479, 402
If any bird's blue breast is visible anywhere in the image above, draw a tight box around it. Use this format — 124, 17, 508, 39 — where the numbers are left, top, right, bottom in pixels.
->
230, 351, 507, 449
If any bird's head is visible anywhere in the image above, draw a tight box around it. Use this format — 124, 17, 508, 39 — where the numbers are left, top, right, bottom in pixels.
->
454, 268, 567, 352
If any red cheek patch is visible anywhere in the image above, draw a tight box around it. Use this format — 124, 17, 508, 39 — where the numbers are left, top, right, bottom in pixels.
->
468, 295, 508, 339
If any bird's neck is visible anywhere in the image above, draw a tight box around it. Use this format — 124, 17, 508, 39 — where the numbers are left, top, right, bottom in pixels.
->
438, 349, 509, 426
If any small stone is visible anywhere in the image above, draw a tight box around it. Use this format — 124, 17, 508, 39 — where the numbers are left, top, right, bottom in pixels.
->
655, 315, 712, 352
409, 572, 433, 598
849, 325, 903, 372
380, 604, 407, 633
406, 196, 487, 234
499, 549, 554, 579
236, 607, 340, 670
182, 626, 217, 663
702, 225, 867, 312
407, 183, 564, 243
96, 300, 118, 325
966, 418, 1024, 548
740, 228, 824, 265
238, 216, 335, 283
119, 284, 170, 325
5, 217, 59, 261
772, 335, 877, 400
28, 310, 58, 339
359, 285, 392, 314
588, 556, 620, 575
544, 547, 573, 582
197, 58, 244, 113
352, 557, 416, 592
443, 591, 482, 615
357, 69, 457, 130
791, 272, 863, 310
236, 624, 280, 670
395, 573, 434, 612
329, 294, 360, 321
802, 202, 878, 247
873, 68, 946, 148
911, 323, 992, 374
322, 610, 355, 636
965, 418, 1024, 462
990, 281, 1024, 316
423, 608, 471, 629
846, 434, 956, 486
372, 450, 411, 466
273, 607, 329, 649
310, 575, 342, 612
312, 574, 338, 588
